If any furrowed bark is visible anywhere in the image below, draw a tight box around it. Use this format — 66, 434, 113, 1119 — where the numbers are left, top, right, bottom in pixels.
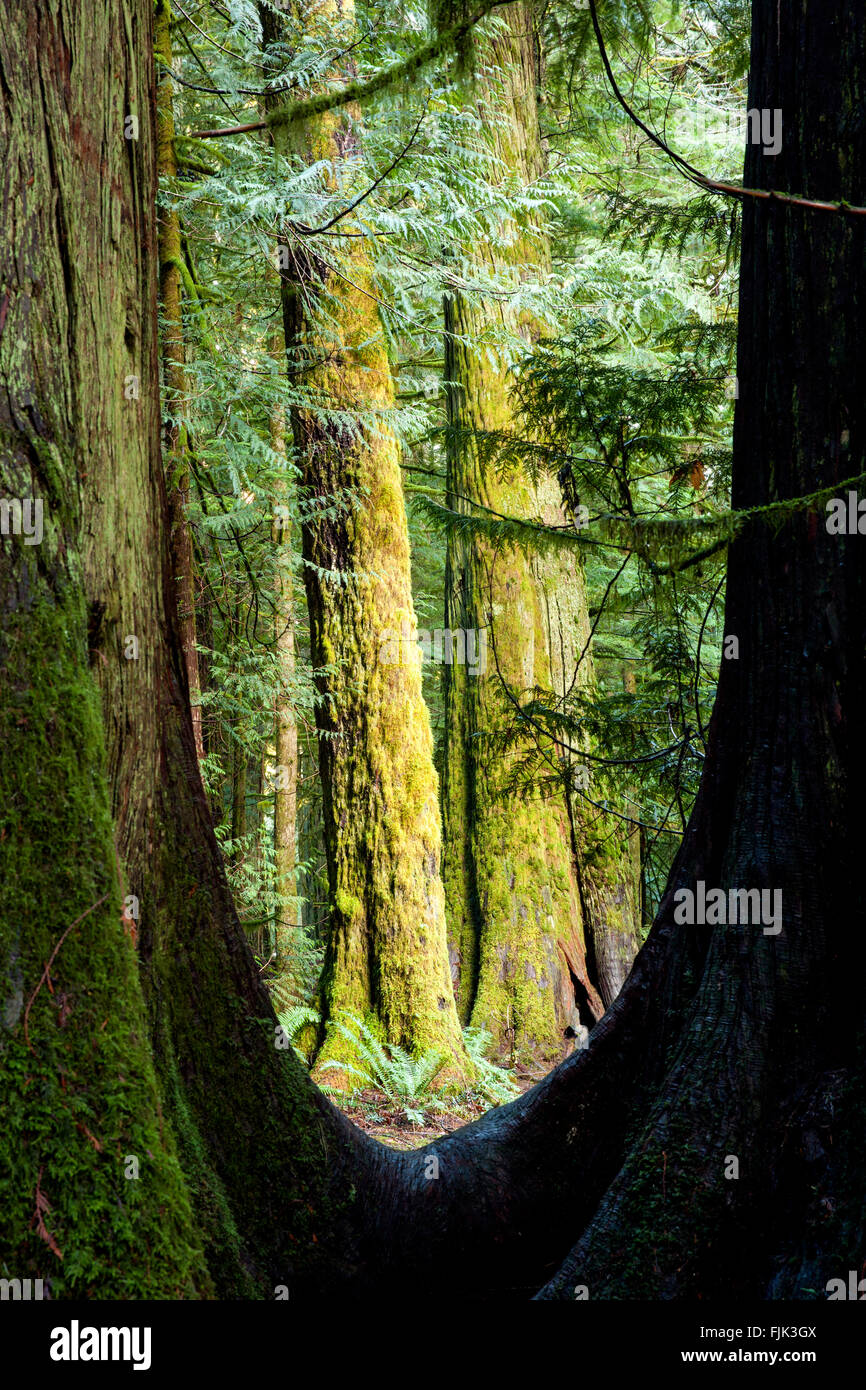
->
0, 0, 207, 1296
537, 0, 866, 1298
437, 0, 639, 1062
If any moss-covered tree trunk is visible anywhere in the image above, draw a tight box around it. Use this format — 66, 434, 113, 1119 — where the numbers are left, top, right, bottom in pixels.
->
262, 2, 468, 1078
437, 1, 640, 1064
0, 0, 209, 1295
0, 0, 393, 1298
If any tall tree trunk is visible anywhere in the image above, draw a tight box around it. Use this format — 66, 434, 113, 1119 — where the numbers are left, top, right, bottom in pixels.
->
154, 0, 204, 761
0, 0, 207, 1294
537, 0, 866, 1297
0, 0, 385, 1297
437, 0, 640, 1063
262, 2, 468, 1077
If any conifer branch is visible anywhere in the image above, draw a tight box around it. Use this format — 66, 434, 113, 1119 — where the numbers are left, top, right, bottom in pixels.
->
188, 1, 511, 138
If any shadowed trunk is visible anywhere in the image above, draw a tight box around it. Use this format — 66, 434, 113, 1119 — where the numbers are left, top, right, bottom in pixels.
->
537, 0, 866, 1298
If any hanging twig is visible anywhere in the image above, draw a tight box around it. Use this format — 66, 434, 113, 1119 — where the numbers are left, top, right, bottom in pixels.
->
587, 0, 866, 219
23, 894, 109, 1052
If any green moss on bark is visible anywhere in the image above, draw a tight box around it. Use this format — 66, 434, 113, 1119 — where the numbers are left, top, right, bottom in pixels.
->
440, 3, 637, 1064
0, 580, 208, 1296
266, 0, 469, 1083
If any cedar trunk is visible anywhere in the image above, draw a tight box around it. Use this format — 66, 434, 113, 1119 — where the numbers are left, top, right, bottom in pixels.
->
538, 0, 866, 1297
438, 0, 640, 1063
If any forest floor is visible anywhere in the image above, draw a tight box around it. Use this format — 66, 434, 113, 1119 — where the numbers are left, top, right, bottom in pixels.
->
332, 1068, 544, 1150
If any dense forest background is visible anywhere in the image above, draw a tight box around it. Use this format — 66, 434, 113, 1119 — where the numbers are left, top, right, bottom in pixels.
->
3, 0, 866, 1309
156, 0, 743, 1100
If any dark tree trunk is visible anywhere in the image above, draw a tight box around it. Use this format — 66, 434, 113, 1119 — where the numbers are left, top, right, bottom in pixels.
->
535, 0, 866, 1298
261, 2, 468, 1078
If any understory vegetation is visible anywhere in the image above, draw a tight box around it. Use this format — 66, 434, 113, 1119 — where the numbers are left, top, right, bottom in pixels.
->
155, 0, 750, 1132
